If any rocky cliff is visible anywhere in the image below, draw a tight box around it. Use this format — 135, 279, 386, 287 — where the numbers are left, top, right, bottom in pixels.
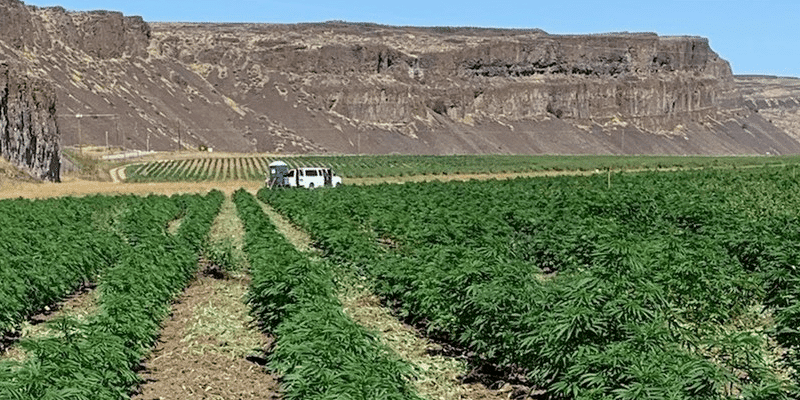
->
0, 62, 60, 181
736, 75, 800, 145
1, 0, 799, 158
0, 0, 148, 181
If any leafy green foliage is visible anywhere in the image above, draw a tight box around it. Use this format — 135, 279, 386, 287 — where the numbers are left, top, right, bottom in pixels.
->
261, 167, 800, 399
124, 154, 800, 182
0, 191, 223, 399
233, 189, 421, 400
205, 238, 239, 273
0, 196, 129, 338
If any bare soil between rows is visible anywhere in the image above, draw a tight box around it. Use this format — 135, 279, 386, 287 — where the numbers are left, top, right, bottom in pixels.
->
132, 268, 279, 400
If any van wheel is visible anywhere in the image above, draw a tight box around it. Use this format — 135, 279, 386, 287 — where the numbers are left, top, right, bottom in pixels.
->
308, 183, 315, 189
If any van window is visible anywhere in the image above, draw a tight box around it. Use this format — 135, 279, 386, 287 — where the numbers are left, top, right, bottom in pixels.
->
287, 170, 295, 177
306, 169, 318, 177
298, 169, 304, 176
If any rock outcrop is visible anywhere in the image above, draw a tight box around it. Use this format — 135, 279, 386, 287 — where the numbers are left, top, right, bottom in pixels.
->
0, 62, 60, 181
1, 0, 799, 159
736, 75, 800, 145
260, 32, 738, 129
0, 0, 152, 181
0, 0, 150, 58
140, 22, 796, 155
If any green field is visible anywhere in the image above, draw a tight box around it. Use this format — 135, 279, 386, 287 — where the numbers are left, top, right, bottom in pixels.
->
261, 166, 800, 399
0, 192, 224, 399
124, 154, 800, 182
6, 165, 800, 399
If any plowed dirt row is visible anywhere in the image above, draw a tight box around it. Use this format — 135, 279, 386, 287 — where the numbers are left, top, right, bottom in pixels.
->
132, 273, 279, 400
257, 200, 511, 400
134, 194, 279, 400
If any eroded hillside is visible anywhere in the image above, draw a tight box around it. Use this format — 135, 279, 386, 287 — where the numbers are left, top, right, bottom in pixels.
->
737, 75, 800, 144
2, 0, 800, 158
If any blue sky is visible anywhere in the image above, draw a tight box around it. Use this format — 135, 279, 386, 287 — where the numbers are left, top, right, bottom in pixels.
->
22, 0, 800, 77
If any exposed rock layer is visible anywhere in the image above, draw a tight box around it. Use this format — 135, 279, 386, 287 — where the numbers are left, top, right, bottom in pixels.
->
736, 75, 800, 145
1, 0, 799, 159
0, 62, 60, 181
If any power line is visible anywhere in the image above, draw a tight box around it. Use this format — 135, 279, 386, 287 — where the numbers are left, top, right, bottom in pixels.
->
57, 114, 120, 153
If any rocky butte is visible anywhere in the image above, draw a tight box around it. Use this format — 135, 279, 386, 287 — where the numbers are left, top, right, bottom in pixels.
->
1, 0, 800, 181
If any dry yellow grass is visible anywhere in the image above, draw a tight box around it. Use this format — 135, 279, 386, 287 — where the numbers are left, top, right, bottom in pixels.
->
0, 177, 262, 199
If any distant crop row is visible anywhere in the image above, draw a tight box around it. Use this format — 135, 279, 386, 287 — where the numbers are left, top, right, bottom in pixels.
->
261, 167, 800, 399
124, 154, 800, 182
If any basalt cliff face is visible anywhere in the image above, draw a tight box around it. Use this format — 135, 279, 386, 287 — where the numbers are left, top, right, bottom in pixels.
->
737, 75, 800, 146
0, 0, 148, 180
0, 62, 60, 181
1, 0, 799, 161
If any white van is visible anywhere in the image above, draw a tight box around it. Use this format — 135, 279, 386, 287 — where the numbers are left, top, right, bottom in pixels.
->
284, 167, 342, 188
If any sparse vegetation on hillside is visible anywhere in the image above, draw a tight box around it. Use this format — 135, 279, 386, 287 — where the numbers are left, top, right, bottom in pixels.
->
0, 157, 39, 183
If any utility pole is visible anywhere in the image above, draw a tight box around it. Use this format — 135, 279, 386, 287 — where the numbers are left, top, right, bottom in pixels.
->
58, 113, 117, 153
115, 117, 121, 150
76, 114, 82, 154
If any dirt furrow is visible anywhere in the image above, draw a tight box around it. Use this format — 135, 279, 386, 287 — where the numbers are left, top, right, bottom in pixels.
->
1, 285, 99, 362
256, 198, 507, 400
133, 194, 280, 400
132, 272, 278, 400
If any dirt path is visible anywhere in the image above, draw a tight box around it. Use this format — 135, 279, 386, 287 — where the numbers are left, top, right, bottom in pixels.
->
109, 166, 125, 183
24, 155, 771, 201
132, 272, 279, 400
132, 194, 280, 400
257, 199, 510, 400
1, 169, 597, 200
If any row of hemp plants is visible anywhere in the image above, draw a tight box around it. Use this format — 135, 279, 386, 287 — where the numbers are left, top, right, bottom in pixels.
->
260, 168, 800, 399
233, 189, 421, 400
126, 158, 269, 182
125, 154, 800, 183
0, 191, 223, 399
0, 195, 131, 339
